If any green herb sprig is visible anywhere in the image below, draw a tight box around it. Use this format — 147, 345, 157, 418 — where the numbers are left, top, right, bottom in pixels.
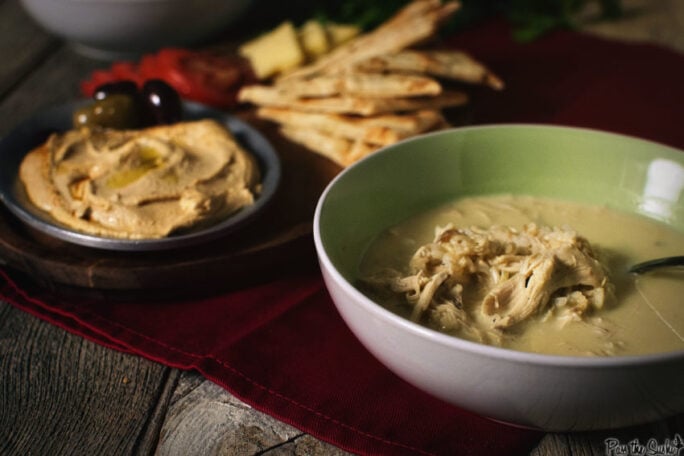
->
311, 0, 623, 42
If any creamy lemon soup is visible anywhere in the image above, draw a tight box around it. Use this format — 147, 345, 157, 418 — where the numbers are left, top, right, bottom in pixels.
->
359, 195, 684, 356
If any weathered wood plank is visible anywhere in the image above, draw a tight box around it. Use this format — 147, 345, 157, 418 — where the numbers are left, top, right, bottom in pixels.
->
0, 0, 58, 100
0, 3, 105, 137
158, 371, 352, 456
0, 44, 102, 136
263, 435, 356, 455
532, 413, 684, 456
0, 301, 180, 455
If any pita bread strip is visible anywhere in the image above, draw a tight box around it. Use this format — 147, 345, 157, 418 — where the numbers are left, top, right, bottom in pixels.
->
240, 85, 469, 116
296, 91, 467, 116
281, 0, 460, 80
260, 107, 445, 132
349, 109, 445, 131
355, 50, 504, 90
275, 73, 442, 98
259, 108, 400, 145
430, 50, 504, 89
238, 84, 281, 103
279, 125, 348, 163
278, 126, 352, 167
279, 125, 380, 167
430, 114, 453, 130
345, 140, 381, 165
307, 91, 468, 116
258, 108, 444, 145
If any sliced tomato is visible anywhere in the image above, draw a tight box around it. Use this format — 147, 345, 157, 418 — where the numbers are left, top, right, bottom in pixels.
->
137, 54, 165, 83
139, 48, 254, 108
110, 61, 144, 85
80, 48, 254, 109
80, 69, 122, 97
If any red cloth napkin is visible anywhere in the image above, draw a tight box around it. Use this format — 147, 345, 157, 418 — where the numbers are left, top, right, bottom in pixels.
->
3, 20, 684, 456
450, 20, 684, 149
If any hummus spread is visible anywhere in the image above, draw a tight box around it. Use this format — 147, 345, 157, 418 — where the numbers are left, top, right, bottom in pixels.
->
19, 119, 262, 239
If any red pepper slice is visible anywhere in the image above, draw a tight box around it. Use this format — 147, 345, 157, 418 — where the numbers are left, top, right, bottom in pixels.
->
80, 48, 255, 109
140, 48, 254, 108
80, 69, 121, 97
109, 62, 144, 85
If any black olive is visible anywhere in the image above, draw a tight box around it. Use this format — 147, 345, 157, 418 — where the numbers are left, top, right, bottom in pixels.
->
93, 80, 140, 101
142, 79, 183, 125
73, 94, 143, 129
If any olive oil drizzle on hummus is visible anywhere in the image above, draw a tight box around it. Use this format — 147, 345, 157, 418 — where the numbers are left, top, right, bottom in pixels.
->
20, 119, 261, 239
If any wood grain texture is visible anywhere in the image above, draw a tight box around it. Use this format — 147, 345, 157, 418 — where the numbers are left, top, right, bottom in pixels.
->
0, 301, 179, 455
0, 0, 58, 99
158, 371, 353, 456
531, 413, 684, 456
0, 49, 101, 138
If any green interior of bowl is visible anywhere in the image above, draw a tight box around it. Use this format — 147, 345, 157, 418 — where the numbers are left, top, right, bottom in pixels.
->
318, 125, 684, 280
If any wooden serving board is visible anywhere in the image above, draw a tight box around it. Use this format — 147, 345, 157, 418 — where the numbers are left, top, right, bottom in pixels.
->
0, 114, 341, 297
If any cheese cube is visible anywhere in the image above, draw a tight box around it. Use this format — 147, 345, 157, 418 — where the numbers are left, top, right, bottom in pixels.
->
326, 23, 361, 47
299, 20, 330, 61
239, 21, 305, 80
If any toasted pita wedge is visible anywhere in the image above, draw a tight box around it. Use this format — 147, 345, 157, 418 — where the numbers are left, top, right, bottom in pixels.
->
280, 125, 350, 166
281, 118, 452, 167
281, 0, 460, 80
338, 108, 446, 131
345, 139, 384, 165
275, 72, 442, 98
354, 50, 504, 90
430, 113, 453, 130
258, 107, 444, 145
279, 125, 377, 167
239, 85, 468, 116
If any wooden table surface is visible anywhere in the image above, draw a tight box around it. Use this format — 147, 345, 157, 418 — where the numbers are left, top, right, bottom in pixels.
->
1, 0, 682, 454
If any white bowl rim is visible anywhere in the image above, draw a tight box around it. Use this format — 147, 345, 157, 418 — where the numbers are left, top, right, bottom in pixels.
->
313, 123, 684, 369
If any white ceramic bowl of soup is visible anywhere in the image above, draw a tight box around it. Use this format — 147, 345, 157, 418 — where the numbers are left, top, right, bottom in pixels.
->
20, 0, 252, 59
313, 125, 684, 431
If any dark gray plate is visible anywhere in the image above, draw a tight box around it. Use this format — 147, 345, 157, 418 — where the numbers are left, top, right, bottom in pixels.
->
0, 101, 281, 251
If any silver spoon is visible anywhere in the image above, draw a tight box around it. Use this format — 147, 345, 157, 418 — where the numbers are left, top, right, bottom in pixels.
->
629, 256, 684, 274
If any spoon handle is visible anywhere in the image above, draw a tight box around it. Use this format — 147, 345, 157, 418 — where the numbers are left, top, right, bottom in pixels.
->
629, 255, 684, 274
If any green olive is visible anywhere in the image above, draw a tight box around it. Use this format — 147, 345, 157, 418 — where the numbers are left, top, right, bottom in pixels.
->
73, 94, 142, 129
